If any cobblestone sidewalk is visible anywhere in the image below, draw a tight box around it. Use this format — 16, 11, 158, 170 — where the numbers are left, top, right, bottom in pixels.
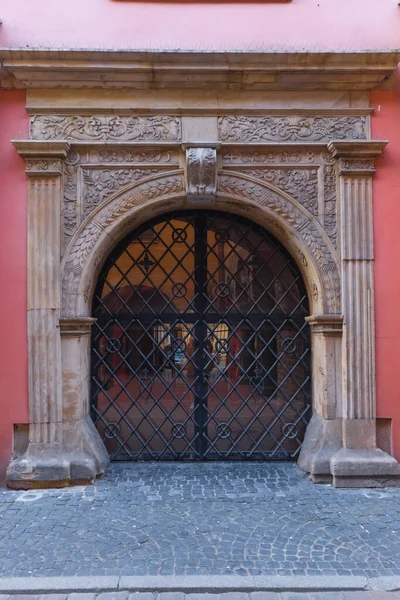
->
1, 463, 400, 578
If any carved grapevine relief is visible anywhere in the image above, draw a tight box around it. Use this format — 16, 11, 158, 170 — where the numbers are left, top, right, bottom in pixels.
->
82, 168, 160, 216
63, 149, 80, 247
30, 115, 182, 142
322, 153, 338, 248
218, 116, 367, 143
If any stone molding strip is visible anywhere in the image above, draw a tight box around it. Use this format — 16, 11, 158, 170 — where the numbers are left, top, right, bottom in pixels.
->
1, 48, 399, 91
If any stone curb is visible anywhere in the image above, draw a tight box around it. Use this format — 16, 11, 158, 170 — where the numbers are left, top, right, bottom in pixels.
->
0, 576, 400, 594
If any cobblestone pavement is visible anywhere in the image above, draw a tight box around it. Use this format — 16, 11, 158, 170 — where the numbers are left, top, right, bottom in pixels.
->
1, 463, 400, 578
1, 592, 400, 600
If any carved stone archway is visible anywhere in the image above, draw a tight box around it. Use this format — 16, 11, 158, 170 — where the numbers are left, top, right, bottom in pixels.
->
7, 106, 400, 487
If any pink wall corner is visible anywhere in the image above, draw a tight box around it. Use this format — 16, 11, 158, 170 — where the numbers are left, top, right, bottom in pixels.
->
0, 90, 29, 485
371, 78, 400, 461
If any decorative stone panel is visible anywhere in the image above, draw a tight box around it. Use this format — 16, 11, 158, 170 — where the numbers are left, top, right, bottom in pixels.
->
218, 116, 368, 143
30, 115, 182, 142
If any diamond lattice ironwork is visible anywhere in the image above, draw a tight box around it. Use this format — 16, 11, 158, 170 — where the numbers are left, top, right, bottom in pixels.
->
91, 210, 311, 460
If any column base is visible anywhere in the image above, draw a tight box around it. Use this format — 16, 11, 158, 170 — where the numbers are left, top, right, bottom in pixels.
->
6, 416, 110, 490
298, 415, 400, 488
297, 414, 342, 483
331, 447, 400, 488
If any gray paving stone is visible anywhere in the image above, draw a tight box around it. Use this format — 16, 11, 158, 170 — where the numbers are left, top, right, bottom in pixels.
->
157, 594, 185, 600
128, 594, 156, 600
67, 595, 96, 600
185, 596, 220, 600
97, 594, 129, 600
250, 593, 281, 600
281, 595, 312, 600
342, 595, 372, 600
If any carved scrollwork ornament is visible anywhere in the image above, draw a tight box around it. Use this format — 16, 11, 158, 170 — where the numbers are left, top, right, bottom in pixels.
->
25, 158, 63, 176
185, 147, 217, 204
30, 115, 182, 142
338, 158, 376, 174
218, 115, 368, 143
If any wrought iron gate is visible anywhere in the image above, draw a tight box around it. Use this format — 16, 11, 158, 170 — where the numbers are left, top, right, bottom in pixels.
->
91, 210, 311, 460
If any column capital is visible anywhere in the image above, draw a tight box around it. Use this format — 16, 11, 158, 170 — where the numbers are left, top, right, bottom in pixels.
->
12, 140, 70, 176
327, 140, 388, 176
305, 314, 343, 335
60, 317, 97, 336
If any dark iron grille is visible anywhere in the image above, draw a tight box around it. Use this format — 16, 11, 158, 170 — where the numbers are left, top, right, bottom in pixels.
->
90, 210, 311, 460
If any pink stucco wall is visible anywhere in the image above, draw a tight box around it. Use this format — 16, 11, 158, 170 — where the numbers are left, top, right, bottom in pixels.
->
0, 0, 399, 51
371, 84, 400, 461
0, 90, 29, 485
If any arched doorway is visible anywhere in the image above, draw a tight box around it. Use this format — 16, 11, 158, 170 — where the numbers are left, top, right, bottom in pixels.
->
90, 210, 311, 461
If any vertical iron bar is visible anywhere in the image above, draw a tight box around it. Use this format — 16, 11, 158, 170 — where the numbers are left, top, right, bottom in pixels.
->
193, 212, 208, 458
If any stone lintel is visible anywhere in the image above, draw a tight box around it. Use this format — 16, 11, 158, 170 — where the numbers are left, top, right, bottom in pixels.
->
305, 314, 343, 335
60, 317, 97, 336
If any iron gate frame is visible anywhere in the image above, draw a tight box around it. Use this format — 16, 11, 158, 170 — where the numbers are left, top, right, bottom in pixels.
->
90, 210, 312, 461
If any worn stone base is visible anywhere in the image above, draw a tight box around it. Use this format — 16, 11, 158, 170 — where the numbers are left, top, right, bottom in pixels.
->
331, 447, 400, 488
298, 414, 342, 478
6, 416, 109, 490
298, 415, 400, 488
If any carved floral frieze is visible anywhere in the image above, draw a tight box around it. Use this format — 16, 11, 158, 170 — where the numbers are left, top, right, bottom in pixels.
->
30, 115, 182, 142
218, 116, 368, 143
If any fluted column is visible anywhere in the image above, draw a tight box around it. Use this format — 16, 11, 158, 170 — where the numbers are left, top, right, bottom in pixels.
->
328, 141, 400, 487
6, 141, 108, 488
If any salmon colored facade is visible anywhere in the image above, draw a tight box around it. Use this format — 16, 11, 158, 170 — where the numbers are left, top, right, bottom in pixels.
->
1, 0, 400, 488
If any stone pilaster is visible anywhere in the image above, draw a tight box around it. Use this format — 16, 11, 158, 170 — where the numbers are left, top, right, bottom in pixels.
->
298, 315, 343, 483
327, 141, 400, 487
6, 141, 108, 489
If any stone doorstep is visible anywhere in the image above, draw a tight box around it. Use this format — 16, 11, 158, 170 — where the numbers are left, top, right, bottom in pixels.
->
0, 577, 400, 594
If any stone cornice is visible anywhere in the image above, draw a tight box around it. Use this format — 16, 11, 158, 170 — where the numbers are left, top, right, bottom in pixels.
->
305, 314, 344, 335
1, 48, 399, 91
12, 140, 71, 159
59, 317, 97, 336
328, 141, 388, 175
327, 140, 388, 160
